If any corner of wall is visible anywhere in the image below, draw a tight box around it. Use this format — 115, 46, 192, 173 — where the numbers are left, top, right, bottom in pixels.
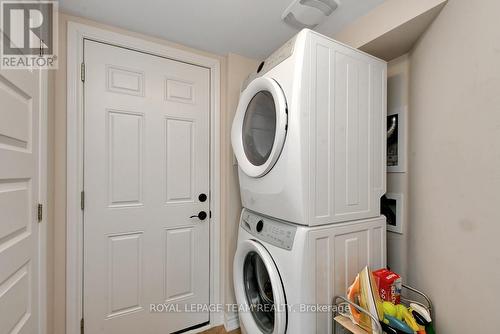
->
386, 54, 410, 280
223, 53, 259, 308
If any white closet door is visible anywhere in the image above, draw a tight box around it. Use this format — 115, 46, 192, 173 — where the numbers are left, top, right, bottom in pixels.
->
83, 40, 210, 334
0, 68, 41, 333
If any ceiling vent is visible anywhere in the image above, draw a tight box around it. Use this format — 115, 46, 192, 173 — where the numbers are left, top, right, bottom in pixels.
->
282, 0, 339, 29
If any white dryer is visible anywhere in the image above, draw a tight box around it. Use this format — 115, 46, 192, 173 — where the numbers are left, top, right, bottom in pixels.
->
233, 209, 386, 334
231, 29, 387, 226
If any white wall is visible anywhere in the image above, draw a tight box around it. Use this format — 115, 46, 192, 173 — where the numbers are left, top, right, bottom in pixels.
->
223, 54, 259, 310
408, 0, 500, 332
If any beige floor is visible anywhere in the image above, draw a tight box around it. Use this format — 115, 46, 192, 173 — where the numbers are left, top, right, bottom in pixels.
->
199, 325, 241, 334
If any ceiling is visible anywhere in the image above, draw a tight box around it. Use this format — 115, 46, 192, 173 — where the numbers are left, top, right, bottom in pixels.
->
59, 0, 385, 59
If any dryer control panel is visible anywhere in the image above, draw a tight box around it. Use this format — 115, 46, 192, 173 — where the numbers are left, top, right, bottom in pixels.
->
241, 210, 297, 250
241, 35, 297, 92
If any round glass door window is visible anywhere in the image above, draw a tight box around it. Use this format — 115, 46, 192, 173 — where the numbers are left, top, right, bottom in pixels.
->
242, 91, 277, 166
243, 251, 275, 334
231, 77, 287, 177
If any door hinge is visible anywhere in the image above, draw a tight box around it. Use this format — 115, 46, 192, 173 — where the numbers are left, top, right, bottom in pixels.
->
81, 62, 85, 82
80, 318, 84, 334
37, 204, 43, 222
81, 191, 85, 210
39, 40, 44, 57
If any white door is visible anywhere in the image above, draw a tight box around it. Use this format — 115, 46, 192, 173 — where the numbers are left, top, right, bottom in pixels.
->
0, 69, 41, 333
84, 40, 210, 333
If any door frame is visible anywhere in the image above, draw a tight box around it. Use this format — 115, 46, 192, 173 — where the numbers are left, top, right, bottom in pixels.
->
39, 69, 49, 334
66, 22, 222, 334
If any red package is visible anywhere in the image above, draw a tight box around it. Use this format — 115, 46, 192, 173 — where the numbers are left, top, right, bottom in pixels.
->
373, 268, 402, 304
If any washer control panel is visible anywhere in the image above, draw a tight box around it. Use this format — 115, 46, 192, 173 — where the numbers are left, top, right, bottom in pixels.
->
241, 210, 296, 250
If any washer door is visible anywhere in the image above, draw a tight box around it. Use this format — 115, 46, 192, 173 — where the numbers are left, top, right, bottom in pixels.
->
233, 240, 287, 334
231, 77, 287, 177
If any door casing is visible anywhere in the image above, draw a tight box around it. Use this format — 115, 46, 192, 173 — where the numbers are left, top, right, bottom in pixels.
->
66, 22, 222, 334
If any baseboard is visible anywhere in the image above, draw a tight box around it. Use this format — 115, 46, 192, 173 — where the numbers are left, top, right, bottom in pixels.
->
211, 310, 224, 327
224, 311, 240, 331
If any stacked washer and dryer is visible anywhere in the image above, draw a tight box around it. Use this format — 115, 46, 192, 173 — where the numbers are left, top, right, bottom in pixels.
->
231, 29, 387, 334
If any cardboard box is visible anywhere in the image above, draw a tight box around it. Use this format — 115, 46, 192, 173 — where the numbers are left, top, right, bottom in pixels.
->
373, 268, 402, 304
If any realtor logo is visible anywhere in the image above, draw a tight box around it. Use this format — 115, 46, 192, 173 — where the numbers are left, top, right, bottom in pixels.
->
1, 1, 58, 69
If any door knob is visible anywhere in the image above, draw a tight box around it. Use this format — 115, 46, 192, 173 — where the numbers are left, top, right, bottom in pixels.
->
190, 211, 207, 221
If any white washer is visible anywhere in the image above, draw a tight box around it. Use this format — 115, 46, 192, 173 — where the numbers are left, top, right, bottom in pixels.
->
233, 209, 386, 334
231, 29, 387, 226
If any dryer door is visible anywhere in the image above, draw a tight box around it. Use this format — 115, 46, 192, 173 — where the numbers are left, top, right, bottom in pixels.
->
233, 240, 287, 334
231, 77, 287, 177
